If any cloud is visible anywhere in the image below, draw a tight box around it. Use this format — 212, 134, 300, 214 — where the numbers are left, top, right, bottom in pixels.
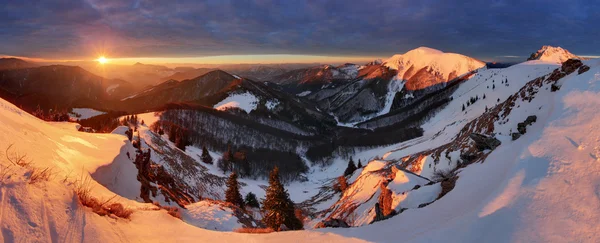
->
0, 0, 599, 60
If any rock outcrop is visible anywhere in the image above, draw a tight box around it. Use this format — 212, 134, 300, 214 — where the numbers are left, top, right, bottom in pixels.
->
469, 133, 501, 151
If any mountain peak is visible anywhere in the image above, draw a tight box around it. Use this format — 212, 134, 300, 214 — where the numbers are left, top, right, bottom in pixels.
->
527, 45, 580, 63
383, 47, 485, 90
407, 46, 444, 55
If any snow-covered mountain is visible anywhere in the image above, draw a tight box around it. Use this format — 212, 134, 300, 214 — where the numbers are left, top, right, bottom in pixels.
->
527, 45, 582, 63
293, 47, 485, 125
384, 47, 486, 91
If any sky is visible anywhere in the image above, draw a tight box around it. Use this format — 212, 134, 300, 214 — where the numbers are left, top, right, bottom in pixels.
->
1, 0, 599, 64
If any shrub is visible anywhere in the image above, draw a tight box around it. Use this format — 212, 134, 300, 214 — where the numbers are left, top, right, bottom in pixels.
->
74, 175, 132, 219
431, 168, 456, 182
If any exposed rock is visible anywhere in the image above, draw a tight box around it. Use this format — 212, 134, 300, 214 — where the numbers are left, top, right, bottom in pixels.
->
378, 182, 394, 218
517, 123, 527, 134
469, 133, 501, 151
315, 218, 350, 228
373, 203, 384, 222
561, 59, 584, 74
578, 65, 590, 75
512, 132, 522, 141
517, 115, 537, 135
525, 115, 537, 124
437, 176, 458, 200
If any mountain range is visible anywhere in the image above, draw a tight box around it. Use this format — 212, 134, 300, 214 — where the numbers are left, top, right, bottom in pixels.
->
0, 45, 596, 242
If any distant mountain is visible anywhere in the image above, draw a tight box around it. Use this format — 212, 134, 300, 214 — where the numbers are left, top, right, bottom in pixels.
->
269, 47, 485, 124
527, 45, 582, 63
225, 65, 290, 81
79, 62, 176, 90
0, 58, 35, 70
0, 65, 134, 112
119, 70, 240, 112
383, 47, 485, 91
270, 64, 358, 89
160, 68, 216, 82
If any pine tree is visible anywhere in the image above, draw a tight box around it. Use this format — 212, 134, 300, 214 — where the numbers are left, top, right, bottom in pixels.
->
262, 167, 303, 231
225, 172, 245, 208
201, 146, 213, 164
357, 159, 363, 168
245, 192, 260, 208
462, 104, 465, 111
343, 157, 357, 176
218, 142, 234, 173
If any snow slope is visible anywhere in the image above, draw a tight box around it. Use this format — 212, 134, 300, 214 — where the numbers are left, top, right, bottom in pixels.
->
69, 108, 106, 120
214, 92, 259, 113
0, 93, 364, 242
323, 59, 600, 242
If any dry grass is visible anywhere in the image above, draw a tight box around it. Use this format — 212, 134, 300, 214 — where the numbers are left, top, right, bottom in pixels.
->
28, 167, 54, 184
162, 206, 181, 219
431, 168, 457, 182
233, 227, 275, 234
5, 144, 31, 167
150, 202, 182, 219
74, 174, 132, 219
0, 164, 15, 185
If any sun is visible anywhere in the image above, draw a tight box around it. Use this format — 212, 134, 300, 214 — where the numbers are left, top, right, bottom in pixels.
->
97, 56, 108, 64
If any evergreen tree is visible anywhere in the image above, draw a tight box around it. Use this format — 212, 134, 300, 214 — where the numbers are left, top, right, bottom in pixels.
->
357, 159, 363, 168
201, 146, 213, 164
245, 192, 260, 208
262, 167, 303, 231
344, 157, 357, 176
225, 172, 245, 208
168, 124, 177, 143
218, 142, 234, 173
462, 104, 465, 111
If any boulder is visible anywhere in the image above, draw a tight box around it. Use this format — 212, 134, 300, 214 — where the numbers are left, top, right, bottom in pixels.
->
578, 65, 590, 75
469, 133, 501, 151
525, 115, 537, 124
517, 122, 527, 134
511, 132, 522, 140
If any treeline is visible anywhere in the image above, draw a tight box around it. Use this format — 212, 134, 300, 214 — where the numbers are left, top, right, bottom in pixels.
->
151, 106, 313, 182
155, 106, 323, 153
77, 111, 127, 133
306, 126, 423, 164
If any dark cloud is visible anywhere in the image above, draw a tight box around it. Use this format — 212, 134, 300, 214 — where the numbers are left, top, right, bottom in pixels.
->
0, 0, 599, 61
